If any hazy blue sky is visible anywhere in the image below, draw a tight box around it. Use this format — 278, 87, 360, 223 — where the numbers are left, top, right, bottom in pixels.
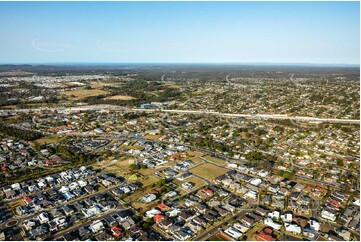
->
0, 1, 359, 64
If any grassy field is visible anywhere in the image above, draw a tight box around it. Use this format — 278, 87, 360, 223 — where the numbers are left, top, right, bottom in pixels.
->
190, 163, 228, 181
8, 199, 24, 210
119, 141, 144, 150
1, 103, 50, 109
0, 105, 17, 109
173, 175, 206, 195
190, 157, 204, 165
89, 81, 120, 89
120, 143, 144, 150
104, 95, 136, 100
138, 168, 159, 177
124, 187, 160, 210
92, 156, 134, 176
141, 175, 159, 187
34, 136, 62, 145
62, 89, 110, 100
143, 134, 160, 140
203, 155, 227, 165
186, 150, 204, 157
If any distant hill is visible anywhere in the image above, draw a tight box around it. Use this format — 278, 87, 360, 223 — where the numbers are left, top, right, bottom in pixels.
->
0, 63, 359, 76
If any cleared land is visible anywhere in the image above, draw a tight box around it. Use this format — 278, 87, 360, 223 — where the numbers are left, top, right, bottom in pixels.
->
190, 157, 204, 165
62, 89, 110, 100
104, 95, 136, 100
186, 150, 204, 157
34, 136, 62, 145
92, 156, 134, 176
190, 163, 228, 181
124, 188, 160, 210
143, 134, 160, 140
120, 142, 144, 150
89, 81, 120, 88
173, 175, 206, 195
203, 155, 227, 165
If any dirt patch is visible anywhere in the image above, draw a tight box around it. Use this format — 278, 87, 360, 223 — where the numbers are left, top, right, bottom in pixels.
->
104, 95, 136, 100
92, 157, 134, 176
62, 89, 110, 100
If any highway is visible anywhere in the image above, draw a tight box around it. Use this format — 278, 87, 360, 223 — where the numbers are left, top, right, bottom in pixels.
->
132, 108, 360, 124
1, 104, 359, 124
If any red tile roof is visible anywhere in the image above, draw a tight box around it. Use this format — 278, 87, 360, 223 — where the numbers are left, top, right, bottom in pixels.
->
23, 196, 33, 203
257, 232, 276, 241
263, 227, 273, 234
153, 214, 166, 223
202, 188, 214, 196
315, 186, 325, 191
157, 203, 169, 211
111, 226, 123, 237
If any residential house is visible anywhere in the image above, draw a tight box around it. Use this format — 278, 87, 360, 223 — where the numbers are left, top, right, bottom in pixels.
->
159, 219, 173, 230
103, 214, 117, 227
178, 211, 193, 222
89, 220, 104, 234
214, 206, 229, 217
121, 217, 135, 229
255, 206, 269, 217
192, 216, 207, 228
285, 222, 302, 234
194, 204, 208, 214
257, 227, 276, 241
264, 218, 282, 230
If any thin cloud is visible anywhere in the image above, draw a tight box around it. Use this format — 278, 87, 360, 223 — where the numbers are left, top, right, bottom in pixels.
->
32, 39, 69, 52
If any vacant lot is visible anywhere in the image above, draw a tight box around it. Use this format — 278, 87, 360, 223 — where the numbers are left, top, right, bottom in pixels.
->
190, 163, 228, 181
203, 155, 227, 165
104, 95, 136, 100
143, 134, 160, 140
120, 142, 144, 150
186, 150, 204, 157
190, 157, 204, 165
173, 175, 206, 195
89, 81, 120, 89
92, 156, 134, 176
62, 89, 110, 100
8, 199, 25, 209
33, 136, 62, 145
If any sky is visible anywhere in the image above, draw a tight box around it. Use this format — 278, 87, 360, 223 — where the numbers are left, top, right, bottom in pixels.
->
0, 1, 359, 65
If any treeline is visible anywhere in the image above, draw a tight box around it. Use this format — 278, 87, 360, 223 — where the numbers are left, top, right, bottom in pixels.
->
0, 124, 44, 141
185, 135, 233, 156
0, 84, 59, 107
84, 80, 182, 106
123, 112, 149, 120
245, 151, 276, 170
53, 144, 99, 165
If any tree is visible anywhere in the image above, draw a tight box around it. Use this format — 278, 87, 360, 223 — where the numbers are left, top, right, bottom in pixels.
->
157, 178, 166, 187
129, 164, 140, 170
336, 159, 344, 167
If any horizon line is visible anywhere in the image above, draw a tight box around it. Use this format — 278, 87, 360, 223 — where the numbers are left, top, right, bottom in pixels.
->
0, 61, 359, 67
